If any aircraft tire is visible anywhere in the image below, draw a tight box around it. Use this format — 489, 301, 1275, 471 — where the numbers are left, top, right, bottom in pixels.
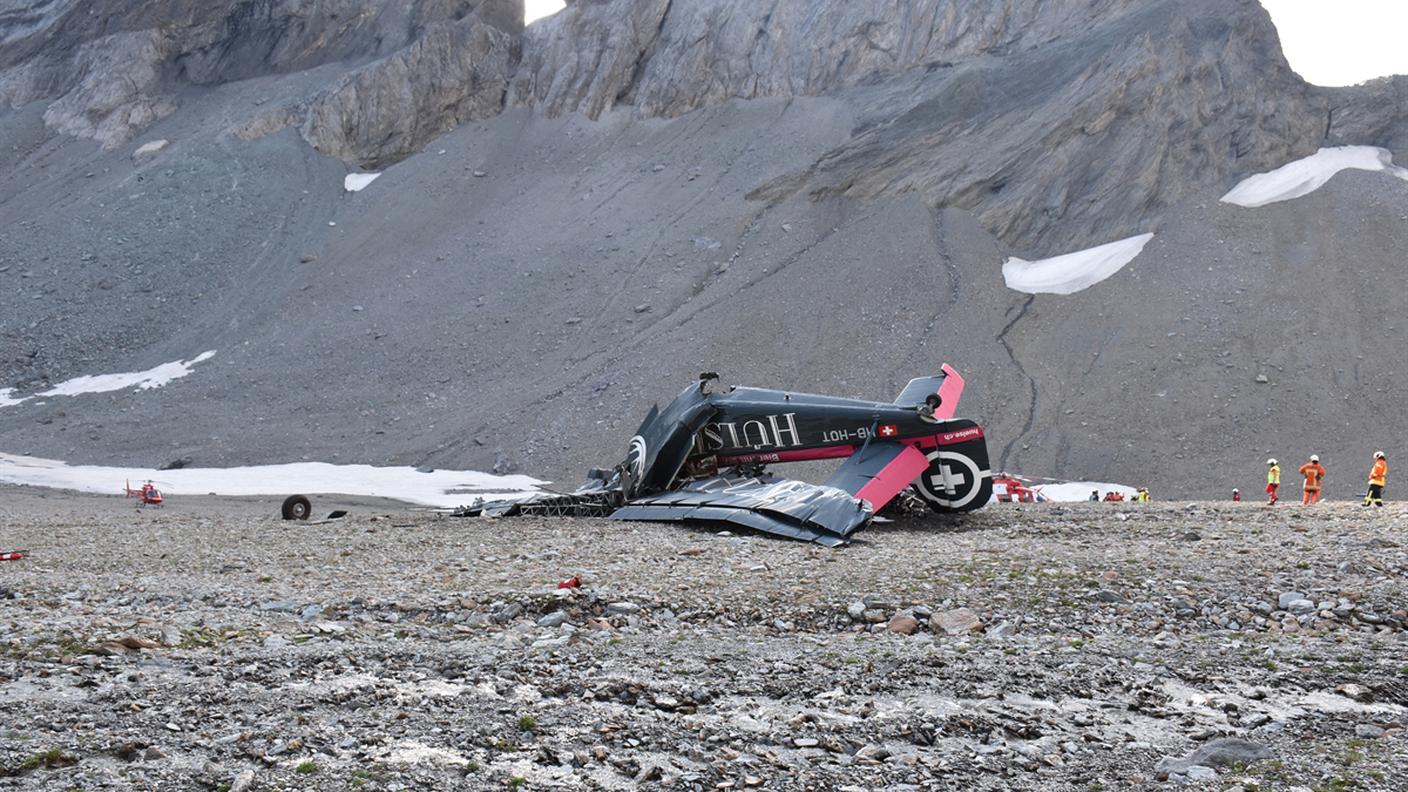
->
281, 494, 312, 520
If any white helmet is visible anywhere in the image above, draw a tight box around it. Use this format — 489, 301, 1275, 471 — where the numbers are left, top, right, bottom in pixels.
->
1375, 451, 1385, 459
1310, 454, 1319, 462
1267, 458, 1277, 466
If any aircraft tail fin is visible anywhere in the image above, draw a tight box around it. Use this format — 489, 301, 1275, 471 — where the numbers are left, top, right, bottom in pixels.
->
894, 364, 964, 420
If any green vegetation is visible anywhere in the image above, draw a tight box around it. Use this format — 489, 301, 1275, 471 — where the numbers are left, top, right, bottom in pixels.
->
517, 714, 538, 732
294, 761, 319, 774
16, 748, 74, 774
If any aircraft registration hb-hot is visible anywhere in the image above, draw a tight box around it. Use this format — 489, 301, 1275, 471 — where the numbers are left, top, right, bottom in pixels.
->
463, 365, 993, 546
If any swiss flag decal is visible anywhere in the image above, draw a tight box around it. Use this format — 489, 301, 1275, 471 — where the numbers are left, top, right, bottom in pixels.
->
878, 424, 899, 438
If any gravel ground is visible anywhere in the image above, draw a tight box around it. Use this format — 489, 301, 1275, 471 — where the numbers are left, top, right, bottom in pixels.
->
2, 490, 1407, 790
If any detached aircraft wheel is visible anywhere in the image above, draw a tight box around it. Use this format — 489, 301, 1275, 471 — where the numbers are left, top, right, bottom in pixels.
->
281, 495, 312, 520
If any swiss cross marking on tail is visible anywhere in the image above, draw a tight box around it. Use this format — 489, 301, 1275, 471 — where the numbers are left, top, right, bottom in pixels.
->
878, 424, 898, 438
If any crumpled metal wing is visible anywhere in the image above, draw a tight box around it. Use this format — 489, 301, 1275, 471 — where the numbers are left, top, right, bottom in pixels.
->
610, 475, 872, 546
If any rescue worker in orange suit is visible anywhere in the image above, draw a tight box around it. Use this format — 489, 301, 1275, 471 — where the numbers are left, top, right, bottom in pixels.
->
1299, 455, 1325, 505
1266, 458, 1281, 505
1364, 451, 1387, 507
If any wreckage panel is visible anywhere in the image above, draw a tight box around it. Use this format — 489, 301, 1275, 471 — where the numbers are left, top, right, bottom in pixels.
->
608, 475, 869, 546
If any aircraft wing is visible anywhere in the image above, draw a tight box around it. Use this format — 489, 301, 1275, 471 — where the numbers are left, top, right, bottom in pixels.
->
610, 475, 871, 546
823, 440, 930, 512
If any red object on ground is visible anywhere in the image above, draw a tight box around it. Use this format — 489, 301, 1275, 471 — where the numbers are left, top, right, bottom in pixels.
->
991, 473, 1047, 504
0, 551, 23, 561
557, 575, 581, 589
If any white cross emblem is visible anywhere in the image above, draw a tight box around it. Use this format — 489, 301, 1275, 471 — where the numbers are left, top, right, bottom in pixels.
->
929, 463, 966, 494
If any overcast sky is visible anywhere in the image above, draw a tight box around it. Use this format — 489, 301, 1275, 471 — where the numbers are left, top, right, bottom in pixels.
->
523, 0, 1408, 87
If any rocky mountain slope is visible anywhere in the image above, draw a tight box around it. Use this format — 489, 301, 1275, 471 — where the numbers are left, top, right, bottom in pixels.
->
2, 0, 1407, 496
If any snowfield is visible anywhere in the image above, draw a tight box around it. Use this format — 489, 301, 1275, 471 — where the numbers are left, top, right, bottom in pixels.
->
1221, 145, 1408, 208
0, 453, 544, 508
1035, 481, 1139, 502
1002, 233, 1154, 295
0, 351, 217, 409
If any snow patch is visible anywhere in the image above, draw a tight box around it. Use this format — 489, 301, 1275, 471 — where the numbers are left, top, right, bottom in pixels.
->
1034, 481, 1139, 502
344, 172, 382, 192
0, 452, 543, 509
1, 352, 217, 408
132, 139, 168, 158
1002, 234, 1154, 296
1221, 145, 1408, 208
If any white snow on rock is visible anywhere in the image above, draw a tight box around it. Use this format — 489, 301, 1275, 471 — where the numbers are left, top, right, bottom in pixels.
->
0, 452, 544, 509
1, 351, 217, 408
40, 350, 217, 396
1034, 481, 1139, 502
344, 172, 382, 192
1002, 233, 1154, 296
1221, 145, 1408, 208
132, 139, 168, 159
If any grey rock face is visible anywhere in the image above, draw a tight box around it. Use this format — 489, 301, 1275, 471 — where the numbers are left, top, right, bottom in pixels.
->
1324, 75, 1408, 161
512, 0, 1147, 121
0, 0, 520, 150
301, 16, 518, 168
509, 0, 671, 120
1, 0, 1401, 253
510, 0, 1339, 252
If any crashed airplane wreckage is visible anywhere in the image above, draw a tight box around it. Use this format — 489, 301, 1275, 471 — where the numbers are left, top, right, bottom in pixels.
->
458, 366, 993, 546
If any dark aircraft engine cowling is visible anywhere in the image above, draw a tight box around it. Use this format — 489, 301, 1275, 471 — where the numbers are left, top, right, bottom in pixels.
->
911, 422, 993, 513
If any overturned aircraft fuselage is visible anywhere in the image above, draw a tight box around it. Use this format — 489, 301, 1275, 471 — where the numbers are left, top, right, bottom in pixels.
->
465, 365, 992, 546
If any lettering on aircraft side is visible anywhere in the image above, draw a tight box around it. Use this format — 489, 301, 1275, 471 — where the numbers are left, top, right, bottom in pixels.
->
821, 427, 874, 443
697, 413, 803, 452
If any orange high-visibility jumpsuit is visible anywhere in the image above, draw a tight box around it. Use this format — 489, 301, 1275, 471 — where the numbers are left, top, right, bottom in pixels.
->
1365, 458, 1387, 506
1299, 462, 1325, 505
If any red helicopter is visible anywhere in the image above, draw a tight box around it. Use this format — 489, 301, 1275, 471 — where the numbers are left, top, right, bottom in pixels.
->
990, 472, 1049, 504
124, 479, 165, 507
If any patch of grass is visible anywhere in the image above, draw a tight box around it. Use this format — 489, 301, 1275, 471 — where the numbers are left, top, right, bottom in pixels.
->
294, 761, 319, 774
517, 714, 537, 732
16, 748, 75, 774
1263, 659, 1279, 671
508, 777, 527, 789
52, 637, 97, 657
1069, 638, 1085, 648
